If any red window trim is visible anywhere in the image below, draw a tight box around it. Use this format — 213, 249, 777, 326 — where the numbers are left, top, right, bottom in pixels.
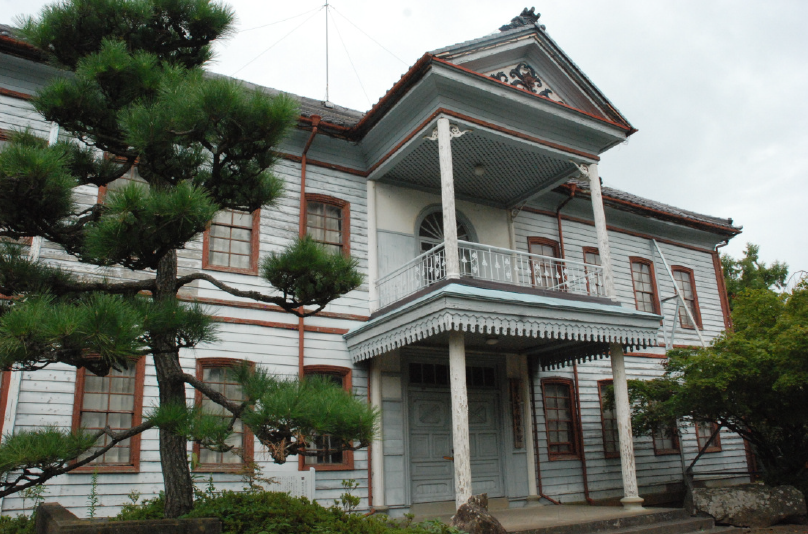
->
201, 209, 262, 275
526, 237, 560, 257
670, 265, 703, 329
652, 427, 681, 456
303, 193, 351, 256
299, 365, 354, 472
696, 422, 723, 453
193, 358, 255, 473
0, 370, 11, 441
70, 358, 146, 473
541, 377, 580, 461
629, 256, 661, 314
596, 379, 619, 459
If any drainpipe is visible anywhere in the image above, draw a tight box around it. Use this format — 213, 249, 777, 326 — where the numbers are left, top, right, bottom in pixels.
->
555, 185, 577, 259
573, 361, 595, 504
297, 116, 321, 378
527, 357, 561, 505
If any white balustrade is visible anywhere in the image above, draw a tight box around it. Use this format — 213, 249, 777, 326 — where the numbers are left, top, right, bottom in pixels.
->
376, 240, 606, 309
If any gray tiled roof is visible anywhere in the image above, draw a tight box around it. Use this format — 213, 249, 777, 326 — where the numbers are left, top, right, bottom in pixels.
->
0, 24, 15, 37
567, 178, 739, 232
430, 24, 536, 57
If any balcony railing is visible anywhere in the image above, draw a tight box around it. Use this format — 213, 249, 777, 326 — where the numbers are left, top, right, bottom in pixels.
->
376, 240, 606, 310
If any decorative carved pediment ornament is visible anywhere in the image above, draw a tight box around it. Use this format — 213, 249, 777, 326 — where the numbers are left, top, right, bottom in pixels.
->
424, 124, 471, 141
489, 62, 565, 103
499, 7, 546, 32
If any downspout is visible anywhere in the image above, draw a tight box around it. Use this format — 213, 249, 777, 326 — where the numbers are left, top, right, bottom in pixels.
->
573, 362, 595, 504
555, 184, 577, 259
367, 369, 373, 509
298, 116, 321, 379
528, 357, 560, 505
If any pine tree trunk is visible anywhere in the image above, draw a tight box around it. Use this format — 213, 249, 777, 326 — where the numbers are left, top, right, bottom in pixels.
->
152, 250, 194, 518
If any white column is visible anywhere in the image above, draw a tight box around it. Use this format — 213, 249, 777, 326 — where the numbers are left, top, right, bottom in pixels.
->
449, 330, 472, 508
369, 358, 385, 508
521, 355, 539, 501
437, 116, 460, 279
367, 180, 379, 313
586, 162, 643, 510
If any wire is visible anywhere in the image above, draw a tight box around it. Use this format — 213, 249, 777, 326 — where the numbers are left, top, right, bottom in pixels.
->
329, 5, 408, 66
237, 6, 322, 33
232, 6, 325, 76
329, 9, 372, 108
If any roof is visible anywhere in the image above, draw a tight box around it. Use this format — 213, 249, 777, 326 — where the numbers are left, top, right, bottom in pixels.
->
0, 19, 740, 237
562, 178, 741, 235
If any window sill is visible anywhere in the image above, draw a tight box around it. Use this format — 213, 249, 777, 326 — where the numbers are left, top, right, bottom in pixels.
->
70, 465, 139, 474
547, 454, 580, 462
202, 264, 259, 276
654, 449, 681, 456
301, 463, 354, 472
193, 465, 248, 474
603, 452, 620, 459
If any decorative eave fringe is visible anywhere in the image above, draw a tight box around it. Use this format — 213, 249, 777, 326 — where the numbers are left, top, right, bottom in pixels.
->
348, 310, 658, 364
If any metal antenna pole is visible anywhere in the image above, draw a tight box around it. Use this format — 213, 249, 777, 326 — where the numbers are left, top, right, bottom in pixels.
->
325, 0, 330, 103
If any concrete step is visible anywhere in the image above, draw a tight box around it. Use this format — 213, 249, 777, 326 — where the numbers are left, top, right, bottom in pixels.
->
510, 509, 699, 534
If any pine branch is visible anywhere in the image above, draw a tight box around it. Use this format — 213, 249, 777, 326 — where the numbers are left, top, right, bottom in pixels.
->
0, 420, 155, 498
174, 273, 325, 317
182, 373, 244, 414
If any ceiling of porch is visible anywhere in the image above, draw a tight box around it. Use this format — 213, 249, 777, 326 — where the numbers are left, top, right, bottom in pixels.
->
379, 130, 579, 208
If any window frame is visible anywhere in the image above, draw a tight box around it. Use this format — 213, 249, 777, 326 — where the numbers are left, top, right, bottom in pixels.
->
671, 266, 703, 329
695, 422, 723, 453
96, 162, 144, 204
193, 358, 255, 473
541, 377, 580, 461
629, 257, 661, 314
597, 380, 619, 459
527, 237, 561, 289
202, 209, 262, 275
304, 194, 351, 256
70, 358, 146, 473
299, 365, 354, 472
652, 426, 681, 456
0, 370, 11, 441
582, 246, 602, 297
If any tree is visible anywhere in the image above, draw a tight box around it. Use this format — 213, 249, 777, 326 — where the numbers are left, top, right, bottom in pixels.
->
721, 243, 788, 307
0, 0, 374, 518
626, 286, 808, 497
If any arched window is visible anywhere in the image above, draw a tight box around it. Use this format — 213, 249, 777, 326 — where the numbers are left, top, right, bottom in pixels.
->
416, 208, 475, 253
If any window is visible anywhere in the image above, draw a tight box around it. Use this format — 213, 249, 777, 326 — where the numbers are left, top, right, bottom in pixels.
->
408, 363, 495, 388
202, 209, 261, 274
300, 365, 354, 471
0, 370, 11, 441
597, 380, 619, 458
629, 258, 659, 314
671, 266, 702, 329
71, 359, 145, 471
528, 237, 561, 289
582, 246, 602, 297
541, 379, 578, 459
653, 427, 680, 455
194, 359, 254, 471
417, 209, 472, 253
695, 422, 722, 453
97, 164, 147, 203
305, 194, 350, 255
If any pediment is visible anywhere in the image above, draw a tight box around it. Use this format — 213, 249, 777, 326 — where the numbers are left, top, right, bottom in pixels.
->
432, 26, 630, 128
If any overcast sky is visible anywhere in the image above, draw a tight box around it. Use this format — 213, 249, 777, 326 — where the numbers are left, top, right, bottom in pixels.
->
4, 0, 807, 276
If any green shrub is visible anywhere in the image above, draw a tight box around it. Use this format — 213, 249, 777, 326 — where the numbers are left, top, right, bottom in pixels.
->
113, 490, 460, 534
0, 514, 34, 534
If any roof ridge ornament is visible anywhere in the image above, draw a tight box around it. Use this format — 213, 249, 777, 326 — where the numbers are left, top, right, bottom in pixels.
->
499, 7, 546, 32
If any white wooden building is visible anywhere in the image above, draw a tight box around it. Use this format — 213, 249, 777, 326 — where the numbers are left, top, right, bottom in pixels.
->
0, 10, 748, 519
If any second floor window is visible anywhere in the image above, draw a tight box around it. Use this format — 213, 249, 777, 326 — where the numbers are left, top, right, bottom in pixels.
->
305, 194, 350, 255
97, 164, 147, 203
203, 209, 260, 274
630, 258, 659, 313
672, 267, 702, 329
528, 238, 561, 289
582, 246, 602, 296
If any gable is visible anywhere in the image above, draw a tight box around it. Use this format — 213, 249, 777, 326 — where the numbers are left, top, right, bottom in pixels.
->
431, 24, 631, 129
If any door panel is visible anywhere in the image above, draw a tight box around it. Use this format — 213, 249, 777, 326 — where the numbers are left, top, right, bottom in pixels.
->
409, 390, 504, 504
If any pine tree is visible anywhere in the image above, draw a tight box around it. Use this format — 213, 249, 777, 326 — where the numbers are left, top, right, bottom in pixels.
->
0, 0, 373, 518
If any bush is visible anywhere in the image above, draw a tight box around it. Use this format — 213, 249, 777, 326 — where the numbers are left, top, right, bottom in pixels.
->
113, 491, 460, 534
0, 514, 33, 534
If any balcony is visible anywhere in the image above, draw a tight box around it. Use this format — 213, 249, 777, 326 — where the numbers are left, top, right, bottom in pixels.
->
376, 240, 606, 310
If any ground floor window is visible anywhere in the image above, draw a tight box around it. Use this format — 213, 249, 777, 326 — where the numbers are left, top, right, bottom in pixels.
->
541, 378, 579, 460
653, 427, 680, 455
597, 380, 619, 458
696, 422, 722, 453
301, 365, 354, 471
